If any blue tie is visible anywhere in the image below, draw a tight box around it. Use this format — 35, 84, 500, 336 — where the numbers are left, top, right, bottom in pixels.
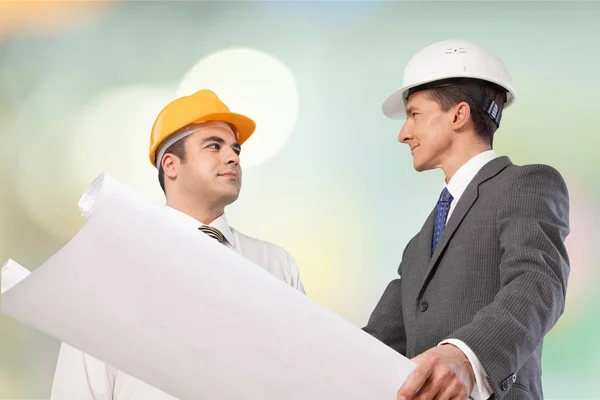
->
432, 188, 453, 254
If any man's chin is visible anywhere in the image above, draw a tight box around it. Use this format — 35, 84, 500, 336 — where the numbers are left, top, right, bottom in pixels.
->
412, 159, 434, 172
413, 161, 426, 172
218, 191, 240, 207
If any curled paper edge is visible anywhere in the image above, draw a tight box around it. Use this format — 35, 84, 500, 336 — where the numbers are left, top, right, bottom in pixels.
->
1, 259, 31, 295
78, 173, 109, 218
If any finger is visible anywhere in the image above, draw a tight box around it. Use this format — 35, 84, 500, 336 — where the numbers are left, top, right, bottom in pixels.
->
399, 378, 432, 400
398, 362, 433, 399
414, 360, 457, 400
413, 376, 441, 400
411, 353, 424, 363
416, 364, 455, 400
433, 380, 467, 400
443, 395, 468, 400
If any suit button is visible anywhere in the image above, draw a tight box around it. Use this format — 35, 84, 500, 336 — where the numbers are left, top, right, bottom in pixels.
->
512, 374, 517, 382
419, 301, 429, 312
501, 380, 509, 391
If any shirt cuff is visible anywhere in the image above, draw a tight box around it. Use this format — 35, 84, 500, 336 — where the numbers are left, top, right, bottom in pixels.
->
439, 339, 493, 400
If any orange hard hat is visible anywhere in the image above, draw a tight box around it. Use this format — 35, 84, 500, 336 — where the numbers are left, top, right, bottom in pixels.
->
149, 89, 256, 167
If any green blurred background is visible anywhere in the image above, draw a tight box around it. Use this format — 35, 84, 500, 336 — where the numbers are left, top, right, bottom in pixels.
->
0, 1, 598, 398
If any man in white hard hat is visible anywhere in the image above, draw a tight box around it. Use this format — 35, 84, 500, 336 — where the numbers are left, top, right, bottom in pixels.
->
363, 40, 570, 400
50, 89, 305, 399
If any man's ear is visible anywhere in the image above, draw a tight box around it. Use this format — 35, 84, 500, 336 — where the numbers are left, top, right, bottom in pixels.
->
162, 154, 180, 179
451, 101, 471, 131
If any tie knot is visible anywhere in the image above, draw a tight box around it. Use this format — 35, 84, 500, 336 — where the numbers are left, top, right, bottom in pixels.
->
199, 225, 225, 244
439, 188, 453, 203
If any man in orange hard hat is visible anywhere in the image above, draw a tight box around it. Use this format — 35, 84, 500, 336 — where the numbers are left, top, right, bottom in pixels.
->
49, 89, 306, 400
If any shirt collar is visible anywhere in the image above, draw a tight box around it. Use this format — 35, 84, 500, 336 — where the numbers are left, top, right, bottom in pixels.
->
446, 150, 497, 201
163, 206, 235, 248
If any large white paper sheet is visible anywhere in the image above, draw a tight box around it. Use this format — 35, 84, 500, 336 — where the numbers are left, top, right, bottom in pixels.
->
1, 173, 415, 399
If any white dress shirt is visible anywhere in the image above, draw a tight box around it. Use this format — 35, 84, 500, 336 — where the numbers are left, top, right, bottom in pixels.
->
50, 209, 305, 400
438, 150, 497, 400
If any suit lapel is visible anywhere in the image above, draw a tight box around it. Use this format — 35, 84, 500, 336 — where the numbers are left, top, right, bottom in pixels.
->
417, 209, 436, 262
417, 156, 512, 297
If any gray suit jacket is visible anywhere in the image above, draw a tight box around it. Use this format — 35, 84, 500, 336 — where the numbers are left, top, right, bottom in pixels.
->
363, 156, 570, 399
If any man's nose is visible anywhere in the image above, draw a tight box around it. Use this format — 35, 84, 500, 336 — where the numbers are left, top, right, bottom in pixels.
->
224, 147, 240, 165
398, 123, 412, 143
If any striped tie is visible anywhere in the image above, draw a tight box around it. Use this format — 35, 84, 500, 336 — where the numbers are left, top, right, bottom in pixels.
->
198, 225, 225, 244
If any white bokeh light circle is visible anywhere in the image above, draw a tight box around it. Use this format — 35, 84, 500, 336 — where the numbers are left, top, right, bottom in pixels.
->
65, 85, 175, 206
176, 48, 299, 168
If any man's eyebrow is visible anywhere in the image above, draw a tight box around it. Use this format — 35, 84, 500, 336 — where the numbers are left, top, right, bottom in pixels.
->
200, 136, 226, 144
201, 136, 241, 151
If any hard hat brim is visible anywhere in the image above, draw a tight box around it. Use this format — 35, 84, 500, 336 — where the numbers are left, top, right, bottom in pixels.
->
199, 111, 256, 146
381, 78, 516, 121
381, 87, 411, 120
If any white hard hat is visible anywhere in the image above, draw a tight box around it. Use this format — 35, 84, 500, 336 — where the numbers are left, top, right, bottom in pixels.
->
382, 39, 516, 123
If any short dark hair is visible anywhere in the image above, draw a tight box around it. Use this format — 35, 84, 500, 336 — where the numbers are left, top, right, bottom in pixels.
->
157, 136, 189, 194
412, 78, 507, 146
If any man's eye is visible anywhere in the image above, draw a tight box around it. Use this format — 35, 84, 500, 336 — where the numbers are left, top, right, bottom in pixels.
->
207, 143, 221, 150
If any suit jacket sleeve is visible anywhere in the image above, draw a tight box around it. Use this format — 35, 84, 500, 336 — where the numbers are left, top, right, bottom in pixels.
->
447, 164, 570, 398
362, 238, 414, 356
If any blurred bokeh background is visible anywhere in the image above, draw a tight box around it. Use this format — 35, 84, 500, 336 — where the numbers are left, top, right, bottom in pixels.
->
1, 1, 599, 398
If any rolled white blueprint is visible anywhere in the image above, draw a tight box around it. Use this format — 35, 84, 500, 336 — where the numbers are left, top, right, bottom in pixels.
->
2, 173, 415, 400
